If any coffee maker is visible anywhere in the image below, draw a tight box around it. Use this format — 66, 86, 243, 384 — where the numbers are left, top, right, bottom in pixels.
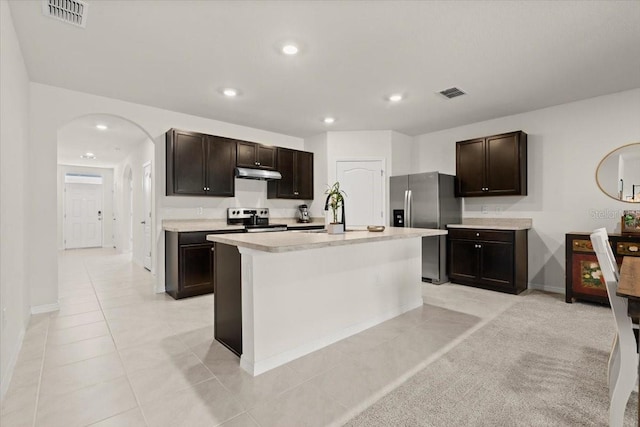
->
297, 204, 310, 223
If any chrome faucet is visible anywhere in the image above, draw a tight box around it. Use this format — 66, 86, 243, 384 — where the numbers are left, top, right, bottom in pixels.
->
324, 194, 346, 229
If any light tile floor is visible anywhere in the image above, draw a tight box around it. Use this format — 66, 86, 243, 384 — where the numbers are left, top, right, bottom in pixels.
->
1, 248, 519, 427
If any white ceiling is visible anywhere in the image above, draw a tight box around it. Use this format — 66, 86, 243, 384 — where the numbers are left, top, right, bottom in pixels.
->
58, 115, 150, 168
9, 1, 640, 138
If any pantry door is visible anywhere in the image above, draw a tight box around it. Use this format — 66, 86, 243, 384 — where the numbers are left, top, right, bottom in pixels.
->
336, 160, 385, 227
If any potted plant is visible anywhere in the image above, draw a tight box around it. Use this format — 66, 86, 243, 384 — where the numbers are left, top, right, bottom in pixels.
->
325, 181, 346, 234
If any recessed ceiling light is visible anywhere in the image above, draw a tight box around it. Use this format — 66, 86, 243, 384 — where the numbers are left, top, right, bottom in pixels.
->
85, 152, 94, 157
80, 152, 96, 159
323, 117, 335, 124
222, 88, 238, 97
282, 44, 299, 55
96, 124, 108, 130
388, 94, 403, 102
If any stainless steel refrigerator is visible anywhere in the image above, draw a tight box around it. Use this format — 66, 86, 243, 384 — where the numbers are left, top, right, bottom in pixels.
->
390, 172, 461, 284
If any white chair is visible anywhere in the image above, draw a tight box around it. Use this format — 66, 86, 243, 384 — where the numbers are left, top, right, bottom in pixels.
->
591, 229, 638, 427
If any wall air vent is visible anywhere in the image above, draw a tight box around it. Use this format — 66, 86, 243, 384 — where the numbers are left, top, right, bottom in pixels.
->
438, 87, 466, 99
42, 0, 88, 28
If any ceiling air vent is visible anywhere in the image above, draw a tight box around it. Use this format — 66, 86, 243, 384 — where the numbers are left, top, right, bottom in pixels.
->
42, 0, 89, 28
438, 87, 466, 99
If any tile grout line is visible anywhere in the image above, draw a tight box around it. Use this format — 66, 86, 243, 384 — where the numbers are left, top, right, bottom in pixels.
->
30, 316, 51, 427
86, 256, 152, 427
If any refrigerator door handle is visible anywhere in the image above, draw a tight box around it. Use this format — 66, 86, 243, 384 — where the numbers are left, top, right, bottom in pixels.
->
403, 190, 409, 228
407, 190, 412, 227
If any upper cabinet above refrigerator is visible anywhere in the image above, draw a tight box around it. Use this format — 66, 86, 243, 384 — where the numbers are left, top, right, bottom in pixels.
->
455, 131, 527, 197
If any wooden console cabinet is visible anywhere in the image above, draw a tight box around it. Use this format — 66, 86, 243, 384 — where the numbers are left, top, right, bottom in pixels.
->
565, 232, 640, 304
448, 228, 528, 294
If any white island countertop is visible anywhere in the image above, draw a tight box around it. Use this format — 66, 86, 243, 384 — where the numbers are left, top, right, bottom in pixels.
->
207, 227, 446, 253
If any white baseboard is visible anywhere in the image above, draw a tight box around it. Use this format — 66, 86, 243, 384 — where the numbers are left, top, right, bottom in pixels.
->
0, 328, 25, 401
528, 283, 564, 294
31, 302, 60, 314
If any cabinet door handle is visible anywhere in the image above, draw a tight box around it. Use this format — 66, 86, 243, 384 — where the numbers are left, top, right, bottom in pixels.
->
257, 162, 261, 166
476, 233, 480, 237
294, 191, 299, 195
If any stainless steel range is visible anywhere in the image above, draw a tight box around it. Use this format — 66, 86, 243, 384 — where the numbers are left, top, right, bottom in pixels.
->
227, 208, 288, 233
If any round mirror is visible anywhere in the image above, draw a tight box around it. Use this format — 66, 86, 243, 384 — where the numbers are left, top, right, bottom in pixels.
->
596, 142, 640, 203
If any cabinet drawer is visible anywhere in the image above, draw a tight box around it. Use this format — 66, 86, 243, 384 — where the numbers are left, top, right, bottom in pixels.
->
178, 231, 213, 245
448, 228, 513, 242
617, 242, 640, 257
571, 239, 594, 253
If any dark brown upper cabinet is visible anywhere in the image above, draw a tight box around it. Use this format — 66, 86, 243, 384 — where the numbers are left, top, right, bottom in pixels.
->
455, 131, 527, 197
268, 148, 314, 199
166, 129, 236, 197
236, 141, 277, 170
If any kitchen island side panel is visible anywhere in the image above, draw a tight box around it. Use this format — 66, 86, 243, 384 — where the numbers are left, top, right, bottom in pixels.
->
238, 237, 423, 376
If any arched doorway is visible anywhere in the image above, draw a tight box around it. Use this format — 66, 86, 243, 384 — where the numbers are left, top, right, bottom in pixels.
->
57, 113, 156, 277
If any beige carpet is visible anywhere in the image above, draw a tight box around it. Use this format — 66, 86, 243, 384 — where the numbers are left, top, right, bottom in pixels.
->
345, 291, 638, 426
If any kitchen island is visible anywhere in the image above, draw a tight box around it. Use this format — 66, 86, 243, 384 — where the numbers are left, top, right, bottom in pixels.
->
207, 227, 446, 376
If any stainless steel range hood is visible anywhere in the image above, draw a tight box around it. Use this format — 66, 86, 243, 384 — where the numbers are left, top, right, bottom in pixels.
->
235, 167, 282, 180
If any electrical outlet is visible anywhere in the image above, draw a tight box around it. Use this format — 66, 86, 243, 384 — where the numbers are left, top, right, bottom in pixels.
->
197, 207, 204, 215
481, 205, 489, 215
495, 206, 504, 215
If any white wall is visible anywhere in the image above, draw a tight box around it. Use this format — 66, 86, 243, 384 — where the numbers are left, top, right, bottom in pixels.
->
0, 0, 31, 398
390, 130, 416, 176
113, 139, 154, 267
29, 83, 305, 302
303, 133, 328, 217
57, 165, 115, 250
413, 89, 640, 292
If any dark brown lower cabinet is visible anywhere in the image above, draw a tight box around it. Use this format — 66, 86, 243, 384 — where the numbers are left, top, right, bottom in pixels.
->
213, 243, 242, 356
448, 228, 528, 294
165, 231, 214, 299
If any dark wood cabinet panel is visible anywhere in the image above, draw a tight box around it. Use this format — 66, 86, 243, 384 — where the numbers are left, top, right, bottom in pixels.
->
256, 145, 277, 170
206, 135, 236, 197
295, 150, 314, 199
214, 243, 242, 356
479, 241, 514, 288
565, 233, 640, 304
166, 129, 236, 197
236, 141, 276, 170
166, 130, 206, 195
165, 231, 213, 299
180, 244, 214, 291
455, 131, 527, 197
456, 139, 485, 196
268, 148, 314, 199
448, 228, 527, 294
449, 239, 478, 280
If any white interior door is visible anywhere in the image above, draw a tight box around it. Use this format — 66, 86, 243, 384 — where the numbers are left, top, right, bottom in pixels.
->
336, 160, 385, 227
142, 162, 152, 271
64, 182, 103, 249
